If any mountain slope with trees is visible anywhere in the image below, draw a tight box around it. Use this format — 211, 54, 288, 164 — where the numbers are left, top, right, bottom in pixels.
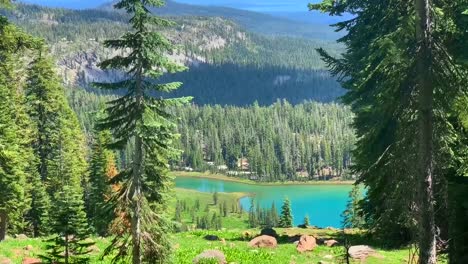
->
2, 3, 344, 106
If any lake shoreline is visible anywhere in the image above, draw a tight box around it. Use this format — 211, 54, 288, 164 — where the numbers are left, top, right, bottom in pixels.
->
170, 171, 355, 186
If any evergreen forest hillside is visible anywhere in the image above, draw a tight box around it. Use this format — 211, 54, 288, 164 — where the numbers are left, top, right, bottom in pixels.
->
1, 2, 354, 181
2, 3, 344, 105
67, 89, 355, 181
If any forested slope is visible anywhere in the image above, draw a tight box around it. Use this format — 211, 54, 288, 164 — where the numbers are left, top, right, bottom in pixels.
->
2, 3, 344, 105
1, 2, 354, 181
67, 90, 355, 181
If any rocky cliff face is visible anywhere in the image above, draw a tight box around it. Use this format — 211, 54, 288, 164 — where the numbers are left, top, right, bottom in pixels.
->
50, 17, 249, 86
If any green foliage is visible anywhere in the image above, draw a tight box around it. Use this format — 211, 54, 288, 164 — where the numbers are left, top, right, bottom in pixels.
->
24, 53, 89, 240
86, 130, 118, 236
26, 172, 51, 237
248, 199, 257, 228
0, 0, 11, 8
310, 0, 467, 256
342, 185, 364, 229
0, 48, 28, 241
94, 0, 191, 262
174, 101, 355, 182
303, 214, 310, 227
212, 192, 219, 205
279, 198, 293, 228
0, 13, 40, 240
41, 186, 93, 264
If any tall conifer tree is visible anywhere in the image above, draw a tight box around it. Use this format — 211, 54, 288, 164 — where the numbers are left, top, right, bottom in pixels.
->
25, 55, 88, 195
94, 1, 191, 263
87, 130, 119, 236
41, 186, 93, 264
0, 8, 39, 241
279, 197, 293, 228
310, 0, 467, 262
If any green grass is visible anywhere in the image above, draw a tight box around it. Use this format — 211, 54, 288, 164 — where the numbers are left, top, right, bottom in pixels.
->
0, 229, 424, 264
0, 236, 114, 263
170, 187, 250, 230
0, 189, 446, 263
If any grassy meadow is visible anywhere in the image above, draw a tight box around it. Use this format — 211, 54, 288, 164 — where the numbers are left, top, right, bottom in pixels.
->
0, 188, 440, 263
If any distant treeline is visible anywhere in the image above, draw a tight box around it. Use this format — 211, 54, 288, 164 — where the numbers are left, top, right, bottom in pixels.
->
173, 101, 355, 181
68, 90, 355, 181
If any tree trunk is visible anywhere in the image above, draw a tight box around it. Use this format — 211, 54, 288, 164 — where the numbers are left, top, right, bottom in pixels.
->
131, 135, 143, 264
0, 210, 7, 241
131, 67, 144, 264
415, 0, 437, 263
65, 234, 69, 264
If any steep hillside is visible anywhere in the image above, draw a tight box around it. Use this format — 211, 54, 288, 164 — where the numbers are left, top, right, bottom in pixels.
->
3, 3, 344, 105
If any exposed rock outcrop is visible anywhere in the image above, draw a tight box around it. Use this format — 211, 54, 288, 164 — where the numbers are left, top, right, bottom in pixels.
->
296, 235, 317, 253
193, 249, 226, 264
248, 235, 277, 248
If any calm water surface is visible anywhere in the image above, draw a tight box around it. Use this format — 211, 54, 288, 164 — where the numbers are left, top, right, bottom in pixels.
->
175, 176, 352, 228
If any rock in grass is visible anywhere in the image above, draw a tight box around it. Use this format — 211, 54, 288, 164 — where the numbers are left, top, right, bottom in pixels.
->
204, 235, 220, 241
0, 258, 12, 264
348, 245, 376, 260
324, 239, 339, 247
296, 235, 317, 253
193, 249, 227, 264
22, 258, 41, 264
15, 234, 28, 240
248, 235, 277, 248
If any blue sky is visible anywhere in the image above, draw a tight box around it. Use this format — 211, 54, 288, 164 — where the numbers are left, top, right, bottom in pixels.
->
21, 0, 318, 12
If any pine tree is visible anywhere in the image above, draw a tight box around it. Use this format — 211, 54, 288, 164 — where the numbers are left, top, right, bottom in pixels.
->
310, 0, 467, 261
0, 53, 28, 241
25, 55, 88, 197
41, 185, 93, 264
213, 191, 219, 205
342, 185, 364, 229
279, 197, 293, 228
174, 201, 182, 222
270, 202, 279, 227
303, 214, 310, 227
26, 172, 51, 237
24, 61, 90, 242
0, 15, 38, 241
87, 130, 118, 236
24, 54, 88, 240
248, 199, 257, 228
222, 201, 228, 217
94, 0, 191, 263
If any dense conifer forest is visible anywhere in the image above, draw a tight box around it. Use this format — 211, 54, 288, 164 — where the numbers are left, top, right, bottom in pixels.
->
66, 89, 355, 181
173, 101, 354, 180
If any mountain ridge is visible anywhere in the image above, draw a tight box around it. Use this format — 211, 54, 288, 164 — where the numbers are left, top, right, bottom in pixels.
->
3, 3, 344, 106
100, 0, 343, 40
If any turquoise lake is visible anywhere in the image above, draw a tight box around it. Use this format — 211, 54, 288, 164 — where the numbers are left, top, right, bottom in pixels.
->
175, 177, 352, 228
